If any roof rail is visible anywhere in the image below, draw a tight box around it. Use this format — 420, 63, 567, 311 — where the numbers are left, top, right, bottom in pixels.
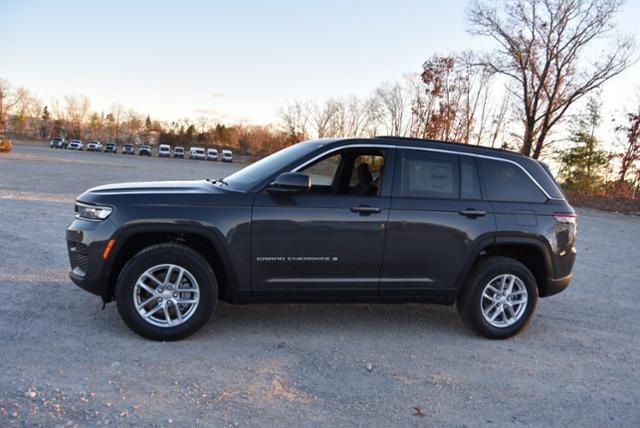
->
372, 135, 518, 155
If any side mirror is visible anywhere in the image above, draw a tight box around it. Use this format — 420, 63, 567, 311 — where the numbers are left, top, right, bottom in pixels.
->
267, 172, 310, 194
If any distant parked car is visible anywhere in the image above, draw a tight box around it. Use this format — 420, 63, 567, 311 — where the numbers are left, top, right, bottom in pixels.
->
206, 148, 218, 161
50, 138, 67, 149
158, 144, 171, 158
87, 141, 103, 152
122, 144, 135, 155
104, 142, 117, 153
173, 146, 185, 158
68, 140, 84, 151
221, 149, 233, 163
189, 147, 205, 160
139, 145, 152, 156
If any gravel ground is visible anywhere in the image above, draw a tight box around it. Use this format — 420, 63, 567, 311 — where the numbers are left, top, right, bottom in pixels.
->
1, 143, 639, 426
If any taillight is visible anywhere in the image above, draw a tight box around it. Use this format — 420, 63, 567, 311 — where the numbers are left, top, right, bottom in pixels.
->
554, 212, 577, 224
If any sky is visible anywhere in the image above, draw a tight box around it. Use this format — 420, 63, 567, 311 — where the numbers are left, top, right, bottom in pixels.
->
2, 0, 640, 126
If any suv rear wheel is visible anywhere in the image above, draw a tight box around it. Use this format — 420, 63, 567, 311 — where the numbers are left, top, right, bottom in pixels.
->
115, 243, 217, 341
457, 256, 538, 339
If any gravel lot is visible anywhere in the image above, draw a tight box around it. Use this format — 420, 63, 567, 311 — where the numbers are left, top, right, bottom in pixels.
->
1, 143, 639, 426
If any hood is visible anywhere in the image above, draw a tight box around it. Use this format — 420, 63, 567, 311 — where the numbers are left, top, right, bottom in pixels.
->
76, 180, 240, 207
85, 180, 217, 196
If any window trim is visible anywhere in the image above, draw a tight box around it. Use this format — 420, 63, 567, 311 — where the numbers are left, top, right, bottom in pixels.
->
291, 144, 560, 201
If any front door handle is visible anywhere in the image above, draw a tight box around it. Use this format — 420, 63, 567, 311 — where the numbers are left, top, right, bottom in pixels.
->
350, 205, 382, 214
459, 209, 487, 218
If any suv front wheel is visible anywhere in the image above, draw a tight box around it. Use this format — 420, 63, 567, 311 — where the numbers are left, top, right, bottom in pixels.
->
115, 243, 218, 341
457, 256, 538, 339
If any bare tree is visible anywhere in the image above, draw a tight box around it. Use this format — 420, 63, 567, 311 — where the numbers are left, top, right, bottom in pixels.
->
488, 89, 512, 148
0, 79, 27, 132
106, 103, 124, 142
311, 99, 340, 137
375, 82, 408, 136
468, 0, 636, 158
409, 53, 494, 143
64, 95, 90, 138
280, 100, 310, 141
616, 101, 640, 183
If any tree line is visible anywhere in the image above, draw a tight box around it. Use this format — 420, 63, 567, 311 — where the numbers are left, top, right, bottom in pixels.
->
1, 0, 639, 199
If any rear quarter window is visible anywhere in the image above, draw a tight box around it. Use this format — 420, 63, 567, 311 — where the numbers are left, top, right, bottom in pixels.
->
479, 158, 547, 203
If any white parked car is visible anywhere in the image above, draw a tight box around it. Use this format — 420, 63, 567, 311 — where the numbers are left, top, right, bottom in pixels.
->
206, 148, 218, 161
221, 149, 233, 162
68, 140, 84, 151
189, 147, 206, 160
173, 146, 185, 158
50, 138, 66, 149
87, 141, 102, 152
158, 144, 171, 158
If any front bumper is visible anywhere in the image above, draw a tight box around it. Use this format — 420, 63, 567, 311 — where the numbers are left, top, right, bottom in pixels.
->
541, 273, 572, 297
67, 218, 117, 299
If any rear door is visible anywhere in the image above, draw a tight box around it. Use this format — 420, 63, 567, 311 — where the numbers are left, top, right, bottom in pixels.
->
380, 149, 495, 298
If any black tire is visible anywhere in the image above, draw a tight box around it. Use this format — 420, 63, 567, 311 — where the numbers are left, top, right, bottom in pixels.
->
457, 256, 538, 339
115, 243, 217, 341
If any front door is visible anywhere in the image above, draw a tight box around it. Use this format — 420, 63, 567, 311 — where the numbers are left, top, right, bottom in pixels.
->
251, 146, 395, 298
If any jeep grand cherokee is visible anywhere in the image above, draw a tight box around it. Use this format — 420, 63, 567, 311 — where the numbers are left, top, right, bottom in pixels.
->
66, 137, 576, 341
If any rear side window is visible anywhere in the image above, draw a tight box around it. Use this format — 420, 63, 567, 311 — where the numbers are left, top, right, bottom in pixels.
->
400, 150, 459, 199
479, 158, 546, 203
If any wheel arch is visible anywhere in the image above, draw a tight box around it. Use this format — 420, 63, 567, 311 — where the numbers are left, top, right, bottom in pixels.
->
105, 223, 240, 303
456, 236, 553, 298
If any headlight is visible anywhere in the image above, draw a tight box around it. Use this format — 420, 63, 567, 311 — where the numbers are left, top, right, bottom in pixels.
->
76, 202, 113, 221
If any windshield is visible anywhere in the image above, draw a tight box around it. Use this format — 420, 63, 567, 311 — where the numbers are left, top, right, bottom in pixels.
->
222, 141, 323, 191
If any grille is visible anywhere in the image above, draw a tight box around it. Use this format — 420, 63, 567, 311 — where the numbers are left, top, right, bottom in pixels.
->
69, 242, 89, 273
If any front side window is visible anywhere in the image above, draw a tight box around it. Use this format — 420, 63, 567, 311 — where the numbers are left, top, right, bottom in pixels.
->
479, 158, 546, 203
399, 150, 459, 199
302, 154, 341, 186
298, 148, 386, 196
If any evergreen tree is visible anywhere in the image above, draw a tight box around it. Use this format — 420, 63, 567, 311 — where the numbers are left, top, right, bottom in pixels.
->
557, 97, 608, 195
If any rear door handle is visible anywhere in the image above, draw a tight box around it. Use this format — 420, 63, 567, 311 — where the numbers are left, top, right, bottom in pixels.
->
350, 205, 382, 214
459, 209, 487, 218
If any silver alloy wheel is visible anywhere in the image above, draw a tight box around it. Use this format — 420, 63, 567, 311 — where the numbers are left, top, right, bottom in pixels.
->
480, 274, 528, 328
133, 264, 200, 328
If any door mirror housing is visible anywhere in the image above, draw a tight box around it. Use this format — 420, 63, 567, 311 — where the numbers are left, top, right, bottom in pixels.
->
267, 172, 311, 194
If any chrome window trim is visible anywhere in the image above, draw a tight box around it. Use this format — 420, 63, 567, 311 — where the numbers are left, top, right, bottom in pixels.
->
291, 143, 563, 201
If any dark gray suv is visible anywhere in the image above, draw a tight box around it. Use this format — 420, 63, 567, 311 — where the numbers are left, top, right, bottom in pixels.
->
66, 137, 576, 341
